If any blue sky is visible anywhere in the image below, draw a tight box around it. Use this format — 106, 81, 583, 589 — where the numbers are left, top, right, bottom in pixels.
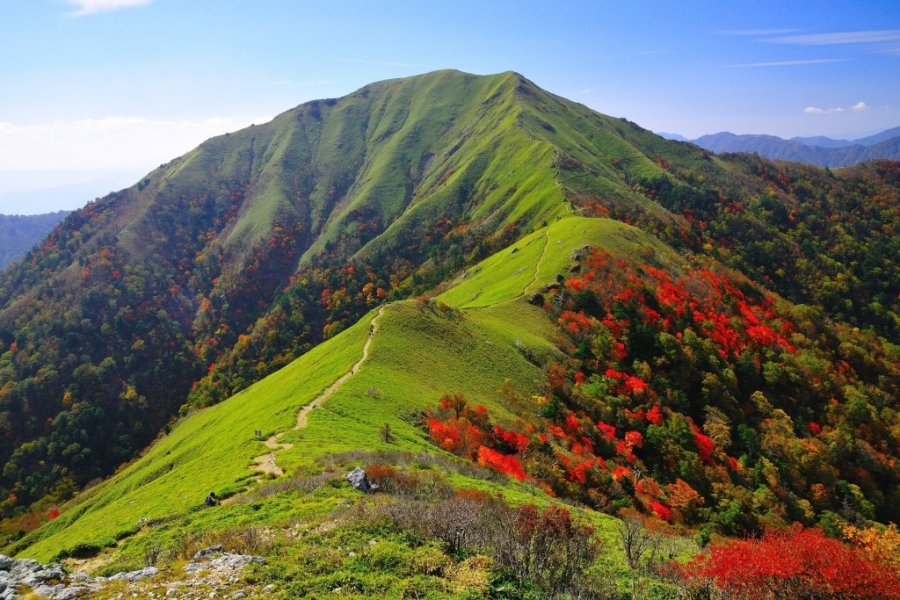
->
1, 0, 899, 212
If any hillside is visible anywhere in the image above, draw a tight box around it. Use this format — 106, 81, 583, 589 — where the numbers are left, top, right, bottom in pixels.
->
689, 129, 900, 167
0, 67, 896, 538
7, 215, 898, 599
0, 211, 70, 269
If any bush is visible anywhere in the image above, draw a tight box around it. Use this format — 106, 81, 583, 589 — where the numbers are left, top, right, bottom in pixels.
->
361, 489, 607, 598
676, 525, 900, 599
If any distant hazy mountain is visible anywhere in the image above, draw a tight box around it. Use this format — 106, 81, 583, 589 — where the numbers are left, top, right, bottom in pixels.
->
0, 211, 70, 269
659, 126, 900, 167
657, 132, 688, 142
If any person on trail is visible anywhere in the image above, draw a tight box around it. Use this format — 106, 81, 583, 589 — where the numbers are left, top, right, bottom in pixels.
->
205, 492, 218, 507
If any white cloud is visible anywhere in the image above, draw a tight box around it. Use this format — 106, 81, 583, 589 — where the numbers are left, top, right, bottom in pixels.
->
65, 0, 152, 17
769, 29, 900, 45
0, 115, 271, 171
728, 58, 844, 68
804, 101, 868, 115
804, 106, 842, 114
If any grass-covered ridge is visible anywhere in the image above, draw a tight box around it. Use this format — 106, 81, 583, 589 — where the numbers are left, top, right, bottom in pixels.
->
15, 216, 650, 563
1, 219, 615, 563
11, 212, 897, 599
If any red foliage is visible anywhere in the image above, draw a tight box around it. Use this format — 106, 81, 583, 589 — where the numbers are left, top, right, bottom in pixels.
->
597, 421, 616, 441
477, 445, 527, 480
624, 430, 644, 448
427, 418, 483, 458
649, 500, 672, 521
622, 375, 648, 395
48, 508, 60, 521
567, 458, 601, 484
493, 424, 530, 454
646, 405, 663, 425
692, 425, 715, 464
679, 526, 900, 599
566, 277, 588, 292
611, 465, 631, 480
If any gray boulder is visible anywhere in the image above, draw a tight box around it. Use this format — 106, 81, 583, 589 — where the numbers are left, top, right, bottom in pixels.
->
345, 467, 379, 493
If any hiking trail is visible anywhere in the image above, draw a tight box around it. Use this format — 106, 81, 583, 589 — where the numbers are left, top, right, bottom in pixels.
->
248, 305, 386, 478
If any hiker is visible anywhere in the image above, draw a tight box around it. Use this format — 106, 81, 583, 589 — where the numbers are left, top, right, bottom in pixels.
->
205, 492, 218, 507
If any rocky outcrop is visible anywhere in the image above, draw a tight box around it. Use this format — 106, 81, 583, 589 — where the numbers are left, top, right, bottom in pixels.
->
0, 548, 265, 599
0, 555, 90, 600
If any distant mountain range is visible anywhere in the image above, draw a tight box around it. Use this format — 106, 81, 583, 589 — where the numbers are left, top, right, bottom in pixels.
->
660, 126, 900, 167
0, 211, 70, 269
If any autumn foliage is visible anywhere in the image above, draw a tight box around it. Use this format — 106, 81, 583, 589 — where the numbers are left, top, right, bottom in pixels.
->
678, 526, 900, 599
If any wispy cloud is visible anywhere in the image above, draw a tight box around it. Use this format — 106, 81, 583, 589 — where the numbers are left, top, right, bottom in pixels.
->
65, 0, 152, 17
769, 29, 900, 45
720, 28, 799, 36
804, 101, 868, 114
727, 58, 845, 68
804, 106, 843, 114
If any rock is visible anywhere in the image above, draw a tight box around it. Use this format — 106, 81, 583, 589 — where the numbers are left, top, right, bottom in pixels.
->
22, 564, 66, 586
0, 556, 13, 571
570, 245, 591, 261
192, 545, 225, 560
9, 558, 41, 578
345, 467, 379, 493
105, 566, 161, 581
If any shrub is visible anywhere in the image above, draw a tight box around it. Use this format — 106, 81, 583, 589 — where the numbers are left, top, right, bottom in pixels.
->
677, 525, 900, 599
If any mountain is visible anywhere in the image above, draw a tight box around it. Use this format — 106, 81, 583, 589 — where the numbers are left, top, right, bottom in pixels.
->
657, 132, 688, 142
790, 135, 852, 148
0, 211, 70, 269
0, 71, 897, 591
9, 216, 899, 598
690, 127, 900, 166
855, 125, 900, 147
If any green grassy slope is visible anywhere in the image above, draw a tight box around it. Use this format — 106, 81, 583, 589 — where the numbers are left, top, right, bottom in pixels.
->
439, 216, 680, 308
14, 216, 656, 566
17, 314, 372, 560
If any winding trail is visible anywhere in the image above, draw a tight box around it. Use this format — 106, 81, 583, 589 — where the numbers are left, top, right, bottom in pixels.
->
296, 305, 385, 428
472, 226, 552, 310
248, 305, 386, 478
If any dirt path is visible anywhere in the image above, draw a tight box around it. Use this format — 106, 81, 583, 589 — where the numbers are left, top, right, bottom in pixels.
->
295, 305, 385, 429
248, 306, 386, 478
472, 227, 552, 310
250, 436, 293, 477
524, 227, 552, 296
